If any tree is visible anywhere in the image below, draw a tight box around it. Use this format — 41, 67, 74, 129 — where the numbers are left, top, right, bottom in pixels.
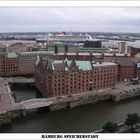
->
64, 45, 68, 53
103, 122, 119, 133
54, 45, 58, 54
125, 113, 140, 132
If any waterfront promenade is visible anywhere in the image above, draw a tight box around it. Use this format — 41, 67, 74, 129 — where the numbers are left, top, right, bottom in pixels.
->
0, 77, 140, 113
0, 78, 14, 112
94, 122, 140, 133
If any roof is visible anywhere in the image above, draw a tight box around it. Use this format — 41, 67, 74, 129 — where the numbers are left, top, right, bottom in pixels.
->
35, 55, 40, 66
135, 53, 140, 58
79, 48, 109, 53
119, 61, 135, 66
104, 56, 139, 66
38, 58, 117, 72
20, 51, 54, 56
131, 46, 140, 49
47, 59, 54, 70
76, 61, 92, 70
64, 57, 71, 68
7, 52, 18, 58
80, 48, 107, 50
93, 62, 117, 67
53, 60, 92, 71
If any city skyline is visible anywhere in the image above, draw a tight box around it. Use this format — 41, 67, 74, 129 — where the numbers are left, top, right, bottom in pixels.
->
0, 7, 140, 33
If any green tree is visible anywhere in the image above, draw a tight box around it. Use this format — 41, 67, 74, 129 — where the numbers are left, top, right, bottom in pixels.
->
125, 113, 140, 132
103, 122, 119, 133
54, 45, 58, 54
64, 45, 68, 53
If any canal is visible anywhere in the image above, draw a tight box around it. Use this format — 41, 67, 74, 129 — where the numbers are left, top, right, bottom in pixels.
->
0, 85, 140, 133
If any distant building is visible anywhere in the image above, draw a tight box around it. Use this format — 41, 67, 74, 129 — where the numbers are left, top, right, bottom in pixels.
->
0, 51, 53, 76
135, 54, 140, 79
0, 51, 139, 81
10, 43, 27, 52
0, 52, 18, 76
0, 45, 6, 52
104, 55, 139, 80
0, 53, 5, 75
35, 57, 118, 97
84, 40, 102, 48
118, 42, 131, 54
118, 61, 136, 81
78, 47, 109, 53
131, 46, 140, 56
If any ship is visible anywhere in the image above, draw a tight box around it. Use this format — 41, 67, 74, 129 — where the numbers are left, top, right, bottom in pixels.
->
36, 32, 95, 44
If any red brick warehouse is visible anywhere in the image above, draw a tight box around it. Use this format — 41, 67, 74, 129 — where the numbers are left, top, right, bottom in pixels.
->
35, 56, 118, 97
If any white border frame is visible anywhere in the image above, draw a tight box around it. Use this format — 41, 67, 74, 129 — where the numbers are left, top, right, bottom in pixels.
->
0, 1, 140, 7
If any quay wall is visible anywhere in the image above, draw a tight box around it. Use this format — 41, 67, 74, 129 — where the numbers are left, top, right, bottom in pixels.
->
1, 83, 140, 127
49, 88, 140, 111
0, 117, 12, 127
69, 94, 111, 109
0, 112, 12, 127
111, 90, 140, 102
49, 102, 69, 111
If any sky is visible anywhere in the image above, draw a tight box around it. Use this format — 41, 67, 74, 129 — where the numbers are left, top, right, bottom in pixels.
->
0, 7, 140, 33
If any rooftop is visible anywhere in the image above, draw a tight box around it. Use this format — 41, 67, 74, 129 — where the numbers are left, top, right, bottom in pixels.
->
20, 51, 54, 56
104, 56, 139, 64
79, 48, 109, 53
135, 53, 140, 59
76, 61, 92, 70
7, 52, 18, 58
37, 57, 117, 72
93, 62, 117, 67
131, 46, 140, 49
53, 60, 92, 71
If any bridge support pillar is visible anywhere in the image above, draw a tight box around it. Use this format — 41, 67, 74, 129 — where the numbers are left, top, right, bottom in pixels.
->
22, 109, 26, 117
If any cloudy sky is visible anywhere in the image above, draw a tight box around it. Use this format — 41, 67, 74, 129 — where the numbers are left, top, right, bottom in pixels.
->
0, 7, 140, 33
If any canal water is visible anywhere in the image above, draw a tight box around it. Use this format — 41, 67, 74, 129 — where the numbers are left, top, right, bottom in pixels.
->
0, 85, 140, 133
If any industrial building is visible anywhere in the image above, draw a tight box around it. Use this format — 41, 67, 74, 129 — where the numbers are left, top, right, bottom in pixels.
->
131, 46, 140, 56
0, 52, 139, 81
0, 51, 53, 76
35, 57, 118, 97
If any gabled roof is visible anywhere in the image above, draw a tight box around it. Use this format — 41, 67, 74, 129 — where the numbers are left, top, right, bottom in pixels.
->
47, 59, 54, 70
53, 60, 92, 71
38, 57, 117, 72
64, 57, 70, 68
35, 55, 40, 66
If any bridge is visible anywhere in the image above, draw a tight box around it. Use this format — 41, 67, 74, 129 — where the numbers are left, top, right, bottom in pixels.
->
5, 77, 35, 84
20, 98, 53, 110
0, 98, 53, 112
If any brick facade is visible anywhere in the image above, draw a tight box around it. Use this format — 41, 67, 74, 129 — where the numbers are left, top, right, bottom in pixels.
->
0, 52, 139, 81
35, 57, 118, 97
